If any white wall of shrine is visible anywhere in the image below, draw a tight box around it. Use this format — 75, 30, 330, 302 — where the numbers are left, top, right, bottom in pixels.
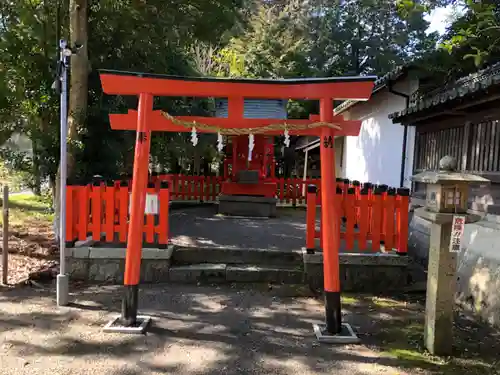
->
341, 77, 418, 188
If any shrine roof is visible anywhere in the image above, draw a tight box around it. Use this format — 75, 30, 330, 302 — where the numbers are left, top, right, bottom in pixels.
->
99, 69, 377, 85
99, 70, 376, 100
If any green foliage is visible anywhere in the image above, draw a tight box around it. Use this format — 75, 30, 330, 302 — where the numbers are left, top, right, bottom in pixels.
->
307, 0, 442, 76
0, 0, 247, 184
0, 158, 34, 193
2, 0, 492, 188
0, 0, 61, 188
441, 0, 500, 66
228, 2, 311, 78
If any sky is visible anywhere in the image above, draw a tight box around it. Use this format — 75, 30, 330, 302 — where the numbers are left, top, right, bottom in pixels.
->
425, 4, 463, 35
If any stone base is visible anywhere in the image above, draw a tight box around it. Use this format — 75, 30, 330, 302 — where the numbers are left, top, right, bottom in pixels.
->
103, 315, 151, 334
168, 263, 303, 284
169, 263, 227, 283
303, 249, 411, 293
56, 274, 69, 306
313, 323, 360, 344
218, 195, 277, 217
68, 246, 174, 283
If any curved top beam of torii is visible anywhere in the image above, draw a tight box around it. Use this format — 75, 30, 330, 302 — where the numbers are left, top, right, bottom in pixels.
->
100, 69, 376, 100
99, 69, 376, 136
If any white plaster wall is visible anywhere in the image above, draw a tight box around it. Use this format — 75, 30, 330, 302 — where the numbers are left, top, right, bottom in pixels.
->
342, 79, 416, 188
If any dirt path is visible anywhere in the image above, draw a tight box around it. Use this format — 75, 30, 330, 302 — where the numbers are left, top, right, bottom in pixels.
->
0, 283, 499, 375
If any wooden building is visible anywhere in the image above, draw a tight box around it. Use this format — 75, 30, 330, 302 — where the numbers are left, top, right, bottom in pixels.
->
390, 62, 500, 215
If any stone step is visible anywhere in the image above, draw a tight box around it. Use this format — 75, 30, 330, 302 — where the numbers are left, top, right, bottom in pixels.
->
168, 263, 303, 284
172, 246, 303, 267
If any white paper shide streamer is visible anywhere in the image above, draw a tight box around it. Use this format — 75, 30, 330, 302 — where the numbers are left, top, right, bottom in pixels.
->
248, 133, 255, 161
284, 128, 290, 147
216, 132, 224, 152
190, 126, 198, 146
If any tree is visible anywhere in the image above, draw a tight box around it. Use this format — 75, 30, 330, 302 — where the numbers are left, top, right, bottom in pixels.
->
227, 1, 311, 78
306, 0, 444, 77
441, 0, 500, 67
0, 0, 63, 194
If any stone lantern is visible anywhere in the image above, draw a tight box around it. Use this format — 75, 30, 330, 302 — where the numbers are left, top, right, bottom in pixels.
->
413, 155, 487, 215
411, 155, 489, 356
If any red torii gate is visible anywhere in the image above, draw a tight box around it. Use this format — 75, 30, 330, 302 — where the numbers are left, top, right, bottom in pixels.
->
99, 70, 376, 338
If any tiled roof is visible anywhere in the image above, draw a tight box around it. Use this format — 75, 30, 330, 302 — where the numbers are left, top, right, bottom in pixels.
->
389, 62, 500, 122
333, 65, 409, 115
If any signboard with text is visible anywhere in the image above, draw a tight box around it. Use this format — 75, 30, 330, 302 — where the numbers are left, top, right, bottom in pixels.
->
128, 193, 159, 215
449, 215, 466, 253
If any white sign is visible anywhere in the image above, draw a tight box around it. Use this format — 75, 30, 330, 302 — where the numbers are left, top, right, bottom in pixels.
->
128, 193, 159, 215
449, 215, 466, 253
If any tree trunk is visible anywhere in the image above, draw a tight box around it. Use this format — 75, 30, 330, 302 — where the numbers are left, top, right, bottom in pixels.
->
54, 0, 88, 240
31, 137, 42, 196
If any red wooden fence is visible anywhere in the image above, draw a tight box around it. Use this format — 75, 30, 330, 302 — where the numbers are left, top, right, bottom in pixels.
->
66, 176, 409, 254
66, 181, 170, 246
150, 174, 322, 205
306, 181, 410, 254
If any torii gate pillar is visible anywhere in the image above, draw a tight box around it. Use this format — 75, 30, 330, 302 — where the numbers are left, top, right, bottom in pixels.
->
313, 98, 359, 344
121, 93, 153, 327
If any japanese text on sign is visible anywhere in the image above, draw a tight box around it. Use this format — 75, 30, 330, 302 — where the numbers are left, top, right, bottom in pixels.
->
128, 193, 159, 215
449, 215, 465, 253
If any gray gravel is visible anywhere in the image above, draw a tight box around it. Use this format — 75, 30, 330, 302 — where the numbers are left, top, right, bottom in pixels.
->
0, 283, 422, 375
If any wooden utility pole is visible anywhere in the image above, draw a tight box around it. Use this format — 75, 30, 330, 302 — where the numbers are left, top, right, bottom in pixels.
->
2, 186, 9, 285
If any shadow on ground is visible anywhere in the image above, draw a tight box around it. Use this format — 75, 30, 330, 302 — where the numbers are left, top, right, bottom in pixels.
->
168, 206, 312, 250
0, 283, 499, 375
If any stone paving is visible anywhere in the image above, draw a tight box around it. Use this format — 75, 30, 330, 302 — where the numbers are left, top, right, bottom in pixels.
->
169, 205, 314, 251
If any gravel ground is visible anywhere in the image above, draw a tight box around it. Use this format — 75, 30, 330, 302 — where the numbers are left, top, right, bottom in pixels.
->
1, 283, 499, 375
0, 283, 431, 375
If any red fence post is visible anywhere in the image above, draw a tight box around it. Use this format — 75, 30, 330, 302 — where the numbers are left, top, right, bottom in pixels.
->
65, 185, 76, 246
118, 180, 129, 243
396, 188, 410, 255
157, 181, 170, 247
379, 184, 389, 245
358, 187, 369, 251
384, 188, 397, 252
363, 182, 373, 226
199, 176, 205, 203
204, 176, 210, 202
370, 186, 383, 252
179, 174, 184, 201
306, 184, 317, 254
104, 181, 115, 242
344, 188, 356, 251
352, 180, 361, 227
91, 182, 102, 241
77, 185, 90, 241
